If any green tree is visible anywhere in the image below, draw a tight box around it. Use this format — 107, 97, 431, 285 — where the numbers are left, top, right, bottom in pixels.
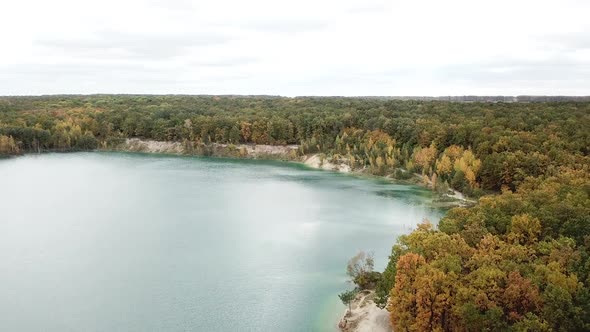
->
338, 289, 358, 313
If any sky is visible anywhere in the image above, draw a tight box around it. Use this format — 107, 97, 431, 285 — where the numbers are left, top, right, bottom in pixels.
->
1, 0, 589, 96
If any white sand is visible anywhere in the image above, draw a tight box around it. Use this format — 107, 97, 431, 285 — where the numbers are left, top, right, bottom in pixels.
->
338, 290, 393, 332
118, 138, 299, 157
122, 138, 185, 154
215, 142, 299, 155
303, 154, 351, 173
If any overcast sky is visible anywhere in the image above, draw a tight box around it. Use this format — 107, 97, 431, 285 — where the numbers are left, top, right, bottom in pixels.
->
1, 0, 589, 96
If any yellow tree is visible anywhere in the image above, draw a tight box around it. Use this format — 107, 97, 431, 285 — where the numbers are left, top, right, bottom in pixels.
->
240, 121, 252, 142
0, 135, 19, 154
436, 155, 453, 180
507, 214, 541, 245
413, 143, 437, 175
454, 149, 482, 189
389, 253, 426, 330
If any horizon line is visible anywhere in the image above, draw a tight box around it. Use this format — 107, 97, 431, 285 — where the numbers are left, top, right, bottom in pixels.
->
2, 94, 590, 99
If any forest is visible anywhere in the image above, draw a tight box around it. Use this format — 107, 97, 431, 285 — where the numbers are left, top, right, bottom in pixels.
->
1, 95, 589, 330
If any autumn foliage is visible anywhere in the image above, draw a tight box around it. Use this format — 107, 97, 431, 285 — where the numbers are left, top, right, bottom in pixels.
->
384, 169, 590, 331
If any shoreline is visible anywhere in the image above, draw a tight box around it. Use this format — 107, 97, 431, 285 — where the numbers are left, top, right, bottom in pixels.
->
338, 290, 392, 332
113, 138, 472, 204
1, 139, 470, 331
1, 137, 474, 206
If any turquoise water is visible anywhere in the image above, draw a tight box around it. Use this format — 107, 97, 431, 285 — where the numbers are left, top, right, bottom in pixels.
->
0, 152, 443, 331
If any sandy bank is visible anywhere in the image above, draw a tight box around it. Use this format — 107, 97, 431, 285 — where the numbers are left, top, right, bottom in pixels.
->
411, 172, 476, 206
113, 138, 299, 159
303, 154, 351, 173
115, 140, 350, 172
120, 138, 185, 154
338, 290, 392, 332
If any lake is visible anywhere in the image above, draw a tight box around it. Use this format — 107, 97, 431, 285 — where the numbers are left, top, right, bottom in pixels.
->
0, 152, 443, 331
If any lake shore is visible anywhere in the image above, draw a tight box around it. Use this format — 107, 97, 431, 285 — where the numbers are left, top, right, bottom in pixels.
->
2, 140, 454, 330
1, 139, 474, 216
338, 290, 392, 332
0, 152, 443, 332
105, 138, 474, 207
112, 138, 300, 159
1, 138, 473, 207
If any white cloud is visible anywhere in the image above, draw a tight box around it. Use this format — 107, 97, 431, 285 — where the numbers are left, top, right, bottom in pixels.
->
0, 0, 588, 95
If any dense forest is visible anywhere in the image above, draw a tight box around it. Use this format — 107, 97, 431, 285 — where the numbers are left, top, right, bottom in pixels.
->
1, 95, 589, 330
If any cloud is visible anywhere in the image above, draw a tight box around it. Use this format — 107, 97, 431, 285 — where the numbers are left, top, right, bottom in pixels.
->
437, 56, 590, 84
1, 0, 589, 95
36, 30, 234, 61
344, 1, 389, 14
146, 0, 196, 11
542, 31, 590, 52
243, 19, 328, 34
189, 57, 260, 68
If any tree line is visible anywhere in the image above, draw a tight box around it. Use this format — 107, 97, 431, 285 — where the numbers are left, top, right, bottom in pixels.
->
0, 96, 587, 194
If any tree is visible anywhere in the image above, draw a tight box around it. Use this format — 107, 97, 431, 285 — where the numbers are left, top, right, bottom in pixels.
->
346, 251, 380, 289
0, 135, 19, 155
508, 214, 541, 245
339, 289, 357, 313
413, 143, 437, 175
436, 154, 453, 180
389, 253, 426, 331
240, 121, 252, 142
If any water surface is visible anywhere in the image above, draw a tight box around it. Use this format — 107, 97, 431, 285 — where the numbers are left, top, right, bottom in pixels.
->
0, 152, 442, 331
